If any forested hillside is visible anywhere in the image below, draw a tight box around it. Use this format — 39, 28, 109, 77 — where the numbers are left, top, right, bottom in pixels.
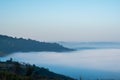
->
0, 59, 75, 80
0, 34, 73, 55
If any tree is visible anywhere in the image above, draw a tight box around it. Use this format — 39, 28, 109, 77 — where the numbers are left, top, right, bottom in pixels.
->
13, 62, 21, 74
26, 64, 34, 76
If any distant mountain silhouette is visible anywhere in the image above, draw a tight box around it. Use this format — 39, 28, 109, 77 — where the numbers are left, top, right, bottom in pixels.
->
59, 42, 120, 50
0, 34, 73, 55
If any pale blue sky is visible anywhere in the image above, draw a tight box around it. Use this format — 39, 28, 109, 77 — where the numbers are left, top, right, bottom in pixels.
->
0, 0, 120, 42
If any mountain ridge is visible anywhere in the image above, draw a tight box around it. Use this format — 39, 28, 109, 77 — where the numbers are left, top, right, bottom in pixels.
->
0, 34, 74, 56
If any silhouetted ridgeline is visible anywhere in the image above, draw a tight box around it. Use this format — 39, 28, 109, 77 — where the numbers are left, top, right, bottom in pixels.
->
0, 34, 74, 55
0, 59, 75, 80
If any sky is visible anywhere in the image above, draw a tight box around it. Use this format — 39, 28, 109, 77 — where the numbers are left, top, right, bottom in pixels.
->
0, 0, 120, 42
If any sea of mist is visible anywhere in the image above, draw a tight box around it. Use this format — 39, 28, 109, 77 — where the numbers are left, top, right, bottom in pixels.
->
1, 42, 120, 80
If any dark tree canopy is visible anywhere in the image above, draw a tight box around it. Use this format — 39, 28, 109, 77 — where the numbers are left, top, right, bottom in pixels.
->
0, 60, 75, 80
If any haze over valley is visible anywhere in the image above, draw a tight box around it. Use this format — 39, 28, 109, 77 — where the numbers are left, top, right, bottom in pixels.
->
0, 0, 120, 80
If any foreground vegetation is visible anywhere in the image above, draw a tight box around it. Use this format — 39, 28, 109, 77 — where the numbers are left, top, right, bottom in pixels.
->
0, 59, 75, 80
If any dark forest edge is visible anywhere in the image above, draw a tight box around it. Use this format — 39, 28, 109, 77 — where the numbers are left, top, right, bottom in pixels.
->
0, 58, 75, 80
0, 34, 74, 56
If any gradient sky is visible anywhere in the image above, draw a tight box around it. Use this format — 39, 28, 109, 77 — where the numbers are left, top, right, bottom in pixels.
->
0, 0, 120, 42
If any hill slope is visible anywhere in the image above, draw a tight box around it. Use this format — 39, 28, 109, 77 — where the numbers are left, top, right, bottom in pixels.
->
0, 34, 73, 55
0, 59, 75, 80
